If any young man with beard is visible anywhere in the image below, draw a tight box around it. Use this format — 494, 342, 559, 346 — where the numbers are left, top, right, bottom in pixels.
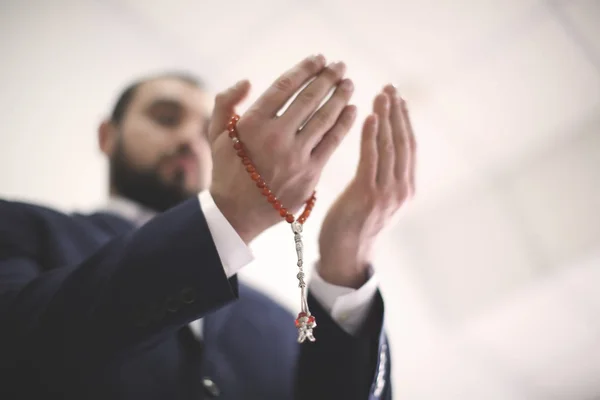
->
0, 54, 416, 399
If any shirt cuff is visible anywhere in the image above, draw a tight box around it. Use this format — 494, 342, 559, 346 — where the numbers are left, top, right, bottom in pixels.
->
309, 265, 379, 336
197, 191, 254, 278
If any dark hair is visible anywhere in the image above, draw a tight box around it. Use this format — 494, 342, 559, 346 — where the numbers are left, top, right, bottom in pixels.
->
110, 72, 203, 125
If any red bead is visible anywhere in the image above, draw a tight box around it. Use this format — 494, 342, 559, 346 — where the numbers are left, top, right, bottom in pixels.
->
298, 312, 307, 318
232, 114, 240, 121
308, 316, 315, 324
226, 134, 316, 224
295, 319, 302, 328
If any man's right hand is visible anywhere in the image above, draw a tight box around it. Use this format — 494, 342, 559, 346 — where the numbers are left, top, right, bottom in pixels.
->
208, 54, 356, 244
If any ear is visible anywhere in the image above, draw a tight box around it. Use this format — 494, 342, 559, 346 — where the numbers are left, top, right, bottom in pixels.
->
98, 119, 118, 156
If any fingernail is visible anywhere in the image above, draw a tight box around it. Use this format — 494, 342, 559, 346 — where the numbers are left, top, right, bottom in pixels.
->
368, 114, 378, 126
340, 79, 353, 91
328, 61, 345, 72
311, 53, 325, 65
347, 105, 357, 117
389, 88, 402, 105
384, 84, 398, 97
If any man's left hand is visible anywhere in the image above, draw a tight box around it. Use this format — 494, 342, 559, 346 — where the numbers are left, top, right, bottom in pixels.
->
317, 84, 417, 288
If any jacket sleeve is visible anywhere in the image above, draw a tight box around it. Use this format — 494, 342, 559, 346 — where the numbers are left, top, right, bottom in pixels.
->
0, 197, 237, 365
295, 291, 392, 400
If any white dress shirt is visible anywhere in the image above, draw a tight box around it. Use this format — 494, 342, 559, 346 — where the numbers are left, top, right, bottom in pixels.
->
103, 192, 378, 338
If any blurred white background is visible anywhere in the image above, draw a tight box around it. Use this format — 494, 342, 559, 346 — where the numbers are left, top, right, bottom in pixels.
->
1, 0, 599, 398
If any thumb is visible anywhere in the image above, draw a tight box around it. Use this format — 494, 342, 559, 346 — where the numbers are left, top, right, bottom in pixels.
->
209, 79, 251, 140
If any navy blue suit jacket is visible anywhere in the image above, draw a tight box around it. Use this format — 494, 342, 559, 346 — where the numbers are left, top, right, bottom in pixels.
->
0, 197, 391, 399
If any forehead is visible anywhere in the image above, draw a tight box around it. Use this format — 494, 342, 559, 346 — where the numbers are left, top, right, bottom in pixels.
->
131, 77, 211, 116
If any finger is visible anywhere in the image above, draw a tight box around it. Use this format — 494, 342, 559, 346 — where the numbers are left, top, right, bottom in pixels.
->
401, 98, 417, 194
374, 93, 393, 186
281, 61, 346, 128
251, 54, 326, 117
311, 105, 357, 167
383, 84, 410, 182
356, 114, 378, 183
299, 78, 354, 149
210, 79, 251, 141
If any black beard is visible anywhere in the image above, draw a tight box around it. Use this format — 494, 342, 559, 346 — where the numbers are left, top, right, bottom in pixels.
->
110, 142, 193, 213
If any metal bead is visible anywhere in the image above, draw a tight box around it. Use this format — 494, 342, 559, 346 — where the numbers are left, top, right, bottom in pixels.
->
291, 221, 303, 234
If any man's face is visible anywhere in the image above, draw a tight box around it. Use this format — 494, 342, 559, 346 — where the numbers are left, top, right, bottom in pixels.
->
108, 78, 213, 212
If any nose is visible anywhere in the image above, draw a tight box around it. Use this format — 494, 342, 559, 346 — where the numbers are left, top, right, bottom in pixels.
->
175, 120, 207, 152
170, 118, 212, 189
177, 122, 199, 144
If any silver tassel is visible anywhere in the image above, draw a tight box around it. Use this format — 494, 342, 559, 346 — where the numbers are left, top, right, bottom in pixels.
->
292, 222, 316, 343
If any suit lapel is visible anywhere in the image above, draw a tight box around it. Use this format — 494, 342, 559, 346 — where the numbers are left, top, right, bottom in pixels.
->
85, 212, 135, 236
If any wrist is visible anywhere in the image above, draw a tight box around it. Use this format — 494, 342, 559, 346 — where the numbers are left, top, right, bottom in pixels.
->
317, 254, 370, 289
210, 188, 264, 244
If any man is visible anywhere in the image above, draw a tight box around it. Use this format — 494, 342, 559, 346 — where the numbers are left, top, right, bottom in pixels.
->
0, 54, 416, 399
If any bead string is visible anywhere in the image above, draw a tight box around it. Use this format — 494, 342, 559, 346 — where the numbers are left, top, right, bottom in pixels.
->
227, 114, 318, 343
